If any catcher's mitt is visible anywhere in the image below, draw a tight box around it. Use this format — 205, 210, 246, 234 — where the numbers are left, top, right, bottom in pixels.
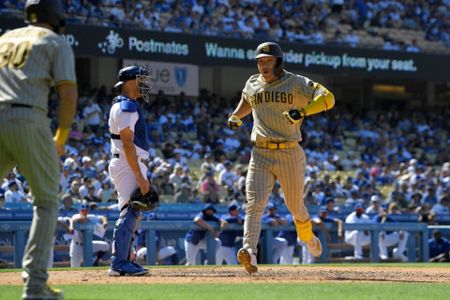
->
129, 186, 159, 211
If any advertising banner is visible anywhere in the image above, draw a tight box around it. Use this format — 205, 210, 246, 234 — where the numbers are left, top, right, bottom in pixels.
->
123, 59, 199, 96
1, 18, 449, 81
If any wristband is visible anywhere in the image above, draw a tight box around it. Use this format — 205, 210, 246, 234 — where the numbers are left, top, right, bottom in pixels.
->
54, 128, 70, 145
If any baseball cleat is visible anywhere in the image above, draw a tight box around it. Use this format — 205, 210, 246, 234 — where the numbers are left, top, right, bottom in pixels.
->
305, 236, 322, 257
108, 262, 149, 277
22, 284, 63, 300
237, 248, 258, 275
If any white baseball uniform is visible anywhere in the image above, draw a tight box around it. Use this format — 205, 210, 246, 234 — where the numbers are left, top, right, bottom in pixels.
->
69, 214, 109, 267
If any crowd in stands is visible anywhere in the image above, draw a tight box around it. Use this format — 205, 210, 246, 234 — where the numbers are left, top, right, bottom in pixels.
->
1, 1, 449, 52
0, 86, 448, 223
0, 85, 448, 265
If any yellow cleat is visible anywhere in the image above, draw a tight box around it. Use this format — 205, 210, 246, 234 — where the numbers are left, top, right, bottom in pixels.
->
23, 285, 64, 300
237, 248, 258, 275
305, 236, 323, 257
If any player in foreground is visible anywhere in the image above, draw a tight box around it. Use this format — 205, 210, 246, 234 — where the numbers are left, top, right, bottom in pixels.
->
227, 42, 335, 274
0, 0, 77, 298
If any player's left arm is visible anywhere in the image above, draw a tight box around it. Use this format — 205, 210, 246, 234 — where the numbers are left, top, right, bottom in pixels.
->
302, 82, 335, 116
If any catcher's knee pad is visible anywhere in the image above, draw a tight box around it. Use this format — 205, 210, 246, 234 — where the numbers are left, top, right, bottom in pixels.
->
294, 219, 313, 242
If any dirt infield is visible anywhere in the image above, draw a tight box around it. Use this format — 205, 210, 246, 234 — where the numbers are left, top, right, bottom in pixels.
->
1, 266, 449, 285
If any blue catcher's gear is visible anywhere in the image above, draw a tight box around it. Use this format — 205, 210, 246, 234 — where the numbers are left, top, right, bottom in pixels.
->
114, 65, 153, 103
111, 207, 142, 266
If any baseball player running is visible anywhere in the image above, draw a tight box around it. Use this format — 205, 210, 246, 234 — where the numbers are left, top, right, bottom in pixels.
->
228, 42, 335, 274
108, 65, 153, 276
0, 1, 77, 298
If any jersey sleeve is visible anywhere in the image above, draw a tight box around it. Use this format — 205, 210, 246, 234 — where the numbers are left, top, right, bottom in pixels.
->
241, 89, 249, 105
241, 76, 254, 105
51, 39, 77, 86
296, 74, 316, 102
117, 110, 138, 132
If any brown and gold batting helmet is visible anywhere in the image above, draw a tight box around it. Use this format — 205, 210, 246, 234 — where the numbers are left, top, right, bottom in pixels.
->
254, 42, 285, 77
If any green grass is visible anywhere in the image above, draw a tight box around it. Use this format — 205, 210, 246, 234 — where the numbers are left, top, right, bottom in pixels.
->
2, 282, 449, 300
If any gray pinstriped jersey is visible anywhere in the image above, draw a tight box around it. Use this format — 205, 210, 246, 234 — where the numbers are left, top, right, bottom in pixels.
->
0, 25, 76, 111
242, 71, 316, 143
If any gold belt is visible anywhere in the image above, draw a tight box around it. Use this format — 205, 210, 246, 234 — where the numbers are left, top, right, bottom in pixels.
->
252, 141, 298, 150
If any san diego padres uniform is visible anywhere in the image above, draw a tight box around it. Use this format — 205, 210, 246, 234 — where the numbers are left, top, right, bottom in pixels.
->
242, 71, 318, 253
0, 25, 76, 288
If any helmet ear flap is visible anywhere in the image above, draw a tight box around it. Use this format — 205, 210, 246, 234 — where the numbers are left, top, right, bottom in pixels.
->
273, 57, 284, 78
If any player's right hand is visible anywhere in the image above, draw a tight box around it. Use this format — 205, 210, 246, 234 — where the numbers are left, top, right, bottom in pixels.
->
137, 176, 150, 195
227, 114, 243, 130
53, 140, 66, 157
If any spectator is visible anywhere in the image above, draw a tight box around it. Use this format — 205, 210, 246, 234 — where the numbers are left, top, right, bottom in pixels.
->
82, 96, 102, 134
344, 29, 360, 47
109, 0, 126, 25
169, 165, 184, 191
97, 181, 115, 203
174, 183, 193, 203
84, 185, 101, 203
60, 194, 78, 213
4, 181, 26, 203
0, 193, 6, 210
276, 214, 299, 265
429, 230, 450, 262
69, 202, 110, 267
184, 204, 221, 265
431, 196, 450, 215
199, 172, 221, 203
60, 165, 73, 193
345, 203, 371, 259
135, 212, 179, 265
66, 179, 82, 200
200, 153, 215, 175
216, 202, 243, 265
406, 39, 421, 52
261, 202, 288, 264
218, 161, 238, 188
366, 195, 383, 214
374, 207, 409, 261
80, 156, 97, 179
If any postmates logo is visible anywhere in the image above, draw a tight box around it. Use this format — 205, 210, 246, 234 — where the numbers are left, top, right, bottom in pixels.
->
98, 30, 124, 54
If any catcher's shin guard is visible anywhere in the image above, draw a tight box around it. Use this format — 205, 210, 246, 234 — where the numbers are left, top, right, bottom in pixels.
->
111, 208, 142, 265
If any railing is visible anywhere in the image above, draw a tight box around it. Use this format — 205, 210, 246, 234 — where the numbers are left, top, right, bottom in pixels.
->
0, 221, 431, 267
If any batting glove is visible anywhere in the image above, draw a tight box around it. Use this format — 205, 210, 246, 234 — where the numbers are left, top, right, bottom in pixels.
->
283, 108, 305, 124
227, 114, 243, 130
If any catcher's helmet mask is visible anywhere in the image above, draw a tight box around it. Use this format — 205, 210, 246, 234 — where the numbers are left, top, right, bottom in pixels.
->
254, 42, 284, 78
115, 65, 153, 103
25, 0, 66, 34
